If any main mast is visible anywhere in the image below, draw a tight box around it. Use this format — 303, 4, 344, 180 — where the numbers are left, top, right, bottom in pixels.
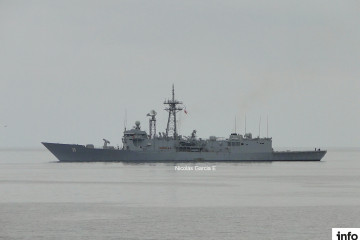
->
164, 85, 183, 139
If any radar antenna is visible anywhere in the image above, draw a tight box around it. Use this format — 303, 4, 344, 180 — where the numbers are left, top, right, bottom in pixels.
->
146, 110, 157, 139
164, 85, 183, 139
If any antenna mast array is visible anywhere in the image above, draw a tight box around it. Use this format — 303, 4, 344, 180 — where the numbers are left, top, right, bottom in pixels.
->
164, 85, 183, 139
258, 116, 261, 138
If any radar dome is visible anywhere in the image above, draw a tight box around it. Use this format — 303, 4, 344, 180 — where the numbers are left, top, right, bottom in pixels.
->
135, 121, 140, 127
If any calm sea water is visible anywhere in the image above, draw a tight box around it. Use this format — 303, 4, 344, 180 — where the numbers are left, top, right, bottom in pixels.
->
0, 149, 359, 239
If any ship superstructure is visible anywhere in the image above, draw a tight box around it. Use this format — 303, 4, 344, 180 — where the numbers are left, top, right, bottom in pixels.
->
122, 85, 272, 154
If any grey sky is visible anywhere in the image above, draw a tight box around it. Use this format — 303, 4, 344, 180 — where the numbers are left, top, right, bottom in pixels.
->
0, 0, 359, 148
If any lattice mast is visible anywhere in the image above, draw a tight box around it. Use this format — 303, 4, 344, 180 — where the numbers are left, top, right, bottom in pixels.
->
164, 85, 183, 139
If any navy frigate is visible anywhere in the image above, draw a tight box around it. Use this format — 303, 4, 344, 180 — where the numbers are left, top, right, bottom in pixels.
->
42, 86, 326, 162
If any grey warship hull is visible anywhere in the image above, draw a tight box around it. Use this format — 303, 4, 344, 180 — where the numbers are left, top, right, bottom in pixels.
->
42, 86, 327, 162
42, 142, 326, 162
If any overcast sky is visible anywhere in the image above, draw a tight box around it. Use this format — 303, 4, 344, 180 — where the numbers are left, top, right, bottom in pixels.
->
0, 0, 359, 148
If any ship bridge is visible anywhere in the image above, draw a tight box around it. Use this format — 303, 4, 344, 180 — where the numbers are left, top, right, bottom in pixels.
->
123, 121, 148, 150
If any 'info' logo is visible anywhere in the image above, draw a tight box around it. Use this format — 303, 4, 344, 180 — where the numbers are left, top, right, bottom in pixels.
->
332, 228, 360, 240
